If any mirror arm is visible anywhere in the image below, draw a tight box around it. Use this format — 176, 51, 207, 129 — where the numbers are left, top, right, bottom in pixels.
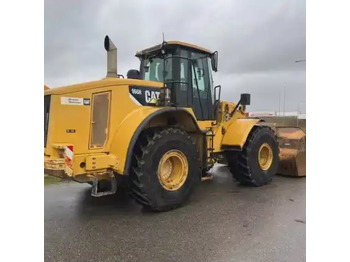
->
229, 99, 242, 118
212, 85, 222, 126
214, 85, 221, 102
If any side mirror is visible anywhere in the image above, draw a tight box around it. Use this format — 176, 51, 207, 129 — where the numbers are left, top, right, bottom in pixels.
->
211, 51, 218, 72
240, 93, 251, 106
127, 69, 141, 79
214, 85, 221, 102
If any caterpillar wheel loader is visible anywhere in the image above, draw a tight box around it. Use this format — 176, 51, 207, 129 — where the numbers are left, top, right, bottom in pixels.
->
44, 36, 281, 211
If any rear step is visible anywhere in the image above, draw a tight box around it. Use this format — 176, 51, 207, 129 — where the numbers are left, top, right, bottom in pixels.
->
91, 176, 117, 197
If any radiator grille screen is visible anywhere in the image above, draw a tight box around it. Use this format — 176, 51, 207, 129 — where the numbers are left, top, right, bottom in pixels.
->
90, 92, 110, 148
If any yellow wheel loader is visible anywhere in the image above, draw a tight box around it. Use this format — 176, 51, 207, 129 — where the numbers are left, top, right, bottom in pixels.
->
44, 36, 299, 211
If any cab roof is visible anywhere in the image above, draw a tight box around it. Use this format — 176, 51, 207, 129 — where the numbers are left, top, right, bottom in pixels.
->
136, 41, 212, 57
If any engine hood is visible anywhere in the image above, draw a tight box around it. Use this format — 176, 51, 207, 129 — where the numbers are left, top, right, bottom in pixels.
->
44, 78, 163, 95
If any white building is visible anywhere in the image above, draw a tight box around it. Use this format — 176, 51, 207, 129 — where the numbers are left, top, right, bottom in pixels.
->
248, 111, 306, 119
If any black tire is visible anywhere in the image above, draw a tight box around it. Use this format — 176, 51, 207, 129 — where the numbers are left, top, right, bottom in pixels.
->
227, 126, 279, 186
129, 128, 201, 211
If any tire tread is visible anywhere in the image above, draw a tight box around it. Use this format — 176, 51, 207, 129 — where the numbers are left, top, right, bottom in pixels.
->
129, 127, 200, 211
228, 126, 279, 186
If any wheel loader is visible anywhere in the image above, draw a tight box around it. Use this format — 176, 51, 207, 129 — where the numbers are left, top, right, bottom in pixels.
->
44, 36, 305, 211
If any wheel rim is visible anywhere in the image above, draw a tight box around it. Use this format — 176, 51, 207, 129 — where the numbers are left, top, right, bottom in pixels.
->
158, 150, 188, 191
258, 143, 273, 170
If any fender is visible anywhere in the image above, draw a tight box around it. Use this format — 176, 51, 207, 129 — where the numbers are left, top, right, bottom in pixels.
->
221, 118, 261, 149
109, 107, 204, 175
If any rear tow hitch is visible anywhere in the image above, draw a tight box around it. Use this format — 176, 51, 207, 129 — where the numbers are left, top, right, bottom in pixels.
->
91, 175, 117, 197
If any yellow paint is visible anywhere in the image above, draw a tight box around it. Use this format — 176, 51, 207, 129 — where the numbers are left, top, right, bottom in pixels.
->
166, 41, 212, 54
44, 78, 162, 96
85, 154, 117, 171
196, 101, 257, 152
157, 150, 189, 191
221, 118, 260, 148
136, 41, 212, 56
108, 106, 161, 173
258, 143, 273, 170
44, 78, 260, 180
45, 80, 163, 175
45, 78, 200, 177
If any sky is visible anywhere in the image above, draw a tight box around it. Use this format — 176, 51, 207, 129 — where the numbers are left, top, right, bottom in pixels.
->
45, 0, 306, 113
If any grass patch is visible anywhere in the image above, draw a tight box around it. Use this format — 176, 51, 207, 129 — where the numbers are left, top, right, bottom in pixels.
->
44, 174, 61, 186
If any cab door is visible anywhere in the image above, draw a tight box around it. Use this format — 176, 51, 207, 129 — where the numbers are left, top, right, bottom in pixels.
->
164, 48, 215, 121
190, 55, 215, 121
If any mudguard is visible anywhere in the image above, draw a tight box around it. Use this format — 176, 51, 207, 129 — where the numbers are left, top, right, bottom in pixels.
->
221, 118, 261, 148
109, 107, 203, 175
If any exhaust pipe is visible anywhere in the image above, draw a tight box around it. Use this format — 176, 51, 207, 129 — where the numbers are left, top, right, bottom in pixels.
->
104, 35, 117, 78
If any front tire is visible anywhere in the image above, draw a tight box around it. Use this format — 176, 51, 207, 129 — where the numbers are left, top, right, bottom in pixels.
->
129, 128, 200, 211
228, 126, 279, 186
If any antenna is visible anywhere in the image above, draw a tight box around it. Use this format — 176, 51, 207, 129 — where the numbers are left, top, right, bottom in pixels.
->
162, 32, 165, 43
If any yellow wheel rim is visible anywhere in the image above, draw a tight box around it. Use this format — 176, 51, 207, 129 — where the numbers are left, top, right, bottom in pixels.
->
158, 150, 188, 191
258, 143, 273, 170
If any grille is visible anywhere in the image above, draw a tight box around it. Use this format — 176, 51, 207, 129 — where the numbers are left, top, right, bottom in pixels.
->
44, 95, 51, 147
90, 92, 110, 148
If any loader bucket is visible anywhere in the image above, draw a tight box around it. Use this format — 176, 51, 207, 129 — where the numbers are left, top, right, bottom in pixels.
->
275, 127, 306, 177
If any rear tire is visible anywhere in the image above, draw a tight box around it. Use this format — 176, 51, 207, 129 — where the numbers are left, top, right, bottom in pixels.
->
227, 126, 279, 186
129, 128, 201, 211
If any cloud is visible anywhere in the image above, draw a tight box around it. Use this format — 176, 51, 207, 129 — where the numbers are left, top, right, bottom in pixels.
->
45, 0, 305, 112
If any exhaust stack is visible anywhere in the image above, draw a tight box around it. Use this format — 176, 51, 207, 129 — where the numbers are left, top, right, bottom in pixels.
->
104, 35, 117, 78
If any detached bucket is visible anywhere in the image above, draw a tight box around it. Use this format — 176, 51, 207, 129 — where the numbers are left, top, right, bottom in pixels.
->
275, 127, 306, 177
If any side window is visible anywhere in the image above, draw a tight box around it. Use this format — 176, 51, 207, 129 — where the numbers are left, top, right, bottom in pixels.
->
143, 58, 165, 82
169, 50, 191, 107
190, 52, 215, 120
154, 63, 162, 81
180, 63, 185, 79
207, 58, 215, 104
164, 58, 172, 82
143, 61, 151, 81
179, 59, 189, 91
192, 58, 207, 97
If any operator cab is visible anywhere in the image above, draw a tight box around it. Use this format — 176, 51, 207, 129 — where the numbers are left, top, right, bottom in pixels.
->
134, 41, 219, 121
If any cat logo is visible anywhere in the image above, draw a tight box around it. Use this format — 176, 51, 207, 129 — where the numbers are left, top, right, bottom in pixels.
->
145, 90, 160, 104
128, 86, 161, 106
